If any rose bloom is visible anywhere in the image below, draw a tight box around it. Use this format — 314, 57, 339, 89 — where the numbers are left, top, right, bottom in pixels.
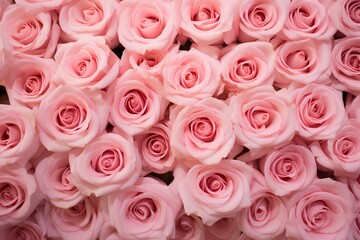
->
338, 175, 360, 200
0, 0, 11, 20
178, 160, 253, 225
179, 0, 237, 45
0, 32, 12, 86
204, 217, 242, 240
117, 0, 179, 54
0, 5, 60, 58
331, 37, 360, 94
285, 178, 355, 240
280, 0, 336, 40
274, 39, 332, 87
346, 94, 360, 120
107, 70, 167, 136
329, 0, 360, 37
229, 86, 296, 149
0, 104, 40, 167
170, 98, 235, 166
0, 215, 46, 240
237, 0, 289, 42
0, 166, 42, 228
35, 85, 108, 152
15, 0, 72, 12
5, 56, 57, 109
104, 177, 182, 240
175, 209, 205, 240
220, 41, 276, 92
53, 37, 120, 90
59, 0, 119, 48
161, 48, 221, 106
353, 203, 360, 240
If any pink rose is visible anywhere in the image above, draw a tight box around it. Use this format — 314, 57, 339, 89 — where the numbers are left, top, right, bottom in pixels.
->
106, 70, 167, 136
0, 34, 13, 86
5, 56, 57, 109
179, 0, 237, 45
237, 0, 289, 42
117, 0, 179, 54
59, 0, 119, 48
331, 37, 360, 94
175, 209, 205, 240
280, 0, 336, 40
0, 5, 60, 58
229, 86, 296, 149
338, 175, 360, 200
204, 217, 242, 240
170, 98, 235, 165
35, 85, 109, 152
346, 94, 360, 120
274, 39, 332, 87
161, 48, 221, 106
291, 83, 346, 140
178, 160, 253, 225
53, 37, 120, 90
259, 141, 317, 196
0, 215, 46, 240
0, 104, 39, 167
285, 178, 355, 240
104, 177, 182, 240
0, 166, 42, 228
134, 123, 175, 174
353, 203, 360, 240
329, 0, 360, 37
0, 0, 11, 20
220, 41, 276, 92
35, 153, 85, 208
15, 0, 72, 12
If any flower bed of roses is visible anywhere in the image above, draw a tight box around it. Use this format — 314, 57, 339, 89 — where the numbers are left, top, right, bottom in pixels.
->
0, 0, 359, 240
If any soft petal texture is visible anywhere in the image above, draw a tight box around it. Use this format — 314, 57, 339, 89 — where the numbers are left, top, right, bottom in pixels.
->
329, 0, 360, 37
204, 217, 242, 240
0, 215, 46, 240
15, 0, 72, 12
175, 209, 205, 240
0, 35, 12, 86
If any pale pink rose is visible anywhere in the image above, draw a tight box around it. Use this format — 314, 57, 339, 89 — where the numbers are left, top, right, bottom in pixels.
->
134, 123, 175, 174
161, 48, 221, 106
310, 119, 360, 177
291, 83, 346, 140
329, 0, 360, 37
346, 94, 360, 120
0, 5, 60, 58
35, 85, 109, 152
0, 215, 46, 240
353, 203, 360, 240
259, 142, 317, 196
0, 104, 40, 167
59, 0, 119, 48
338, 175, 360, 200
229, 86, 296, 149
117, 0, 179, 54
220, 41, 276, 92
331, 37, 360, 94
35, 196, 103, 240
175, 209, 205, 240
0, 166, 42, 228
237, 0, 289, 42
35, 153, 85, 208
53, 37, 120, 90
178, 160, 253, 225
5, 56, 56, 109
169, 98, 235, 165
280, 0, 336, 40
238, 171, 287, 240
104, 177, 182, 240
179, 0, 237, 45
0, 35, 13, 86
107, 70, 167, 136
275, 39, 332, 86
15, 0, 72, 12
0, 0, 11, 20
286, 178, 355, 240
204, 217, 242, 240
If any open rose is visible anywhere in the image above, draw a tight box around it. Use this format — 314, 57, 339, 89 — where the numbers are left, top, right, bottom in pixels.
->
329, 0, 360, 37
117, 0, 179, 54
0, 215, 46, 240
15, 0, 72, 12
338, 175, 360, 200
35, 85, 109, 152
175, 209, 205, 240
170, 98, 235, 166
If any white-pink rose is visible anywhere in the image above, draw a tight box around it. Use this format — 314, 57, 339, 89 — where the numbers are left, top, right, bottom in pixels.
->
329, 0, 360, 37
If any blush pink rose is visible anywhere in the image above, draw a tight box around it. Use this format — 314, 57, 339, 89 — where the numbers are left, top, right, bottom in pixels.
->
220, 41, 276, 92
0, 104, 40, 167
169, 98, 235, 166
353, 203, 360, 240
178, 160, 253, 225
329, 0, 360, 37
285, 178, 355, 240
0, 5, 60, 58
338, 175, 360, 200
0, 215, 46, 240
204, 217, 242, 240
291, 83, 346, 140
175, 209, 205, 240
179, 0, 237, 45
0, 0, 11, 20
35, 85, 109, 152
35, 153, 85, 208
229, 86, 296, 149
237, 0, 289, 42
117, 0, 179, 54
161, 48, 221, 106
59, 0, 119, 48
53, 37, 120, 90
15, 0, 72, 12
346, 94, 360, 120
331, 37, 360, 94
0, 33, 13, 86
104, 177, 182, 240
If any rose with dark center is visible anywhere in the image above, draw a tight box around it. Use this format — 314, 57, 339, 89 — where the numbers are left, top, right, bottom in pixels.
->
175, 210, 204, 240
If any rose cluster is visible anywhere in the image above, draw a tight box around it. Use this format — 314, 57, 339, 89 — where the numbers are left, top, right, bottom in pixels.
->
0, 0, 359, 239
